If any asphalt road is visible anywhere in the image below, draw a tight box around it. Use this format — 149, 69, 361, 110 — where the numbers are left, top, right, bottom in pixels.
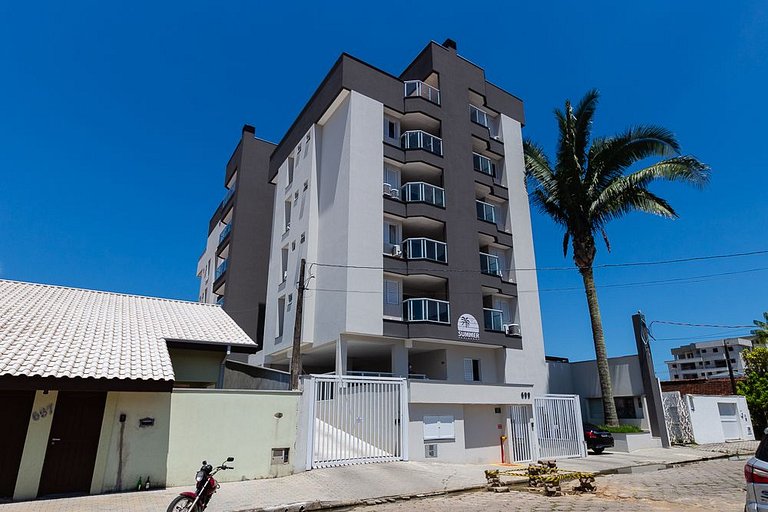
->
350, 456, 749, 511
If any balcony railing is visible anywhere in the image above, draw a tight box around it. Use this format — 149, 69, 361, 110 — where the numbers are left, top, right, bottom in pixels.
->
403, 237, 447, 263
473, 153, 496, 177
483, 308, 503, 331
218, 223, 231, 245
221, 186, 235, 207
404, 80, 441, 105
404, 298, 450, 323
480, 252, 502, 277
401, 130, 443, 156
476, 200, 497, 223
215, 259, 228, 280
216, 296, 225, 306
401, 182, 445, 207
470, 104, 489, 127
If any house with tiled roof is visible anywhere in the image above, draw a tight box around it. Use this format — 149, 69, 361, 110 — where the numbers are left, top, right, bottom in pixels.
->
0, 280, 299, 502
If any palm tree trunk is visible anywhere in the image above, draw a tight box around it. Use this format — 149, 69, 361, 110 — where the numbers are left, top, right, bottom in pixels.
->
579, 266, 619, 426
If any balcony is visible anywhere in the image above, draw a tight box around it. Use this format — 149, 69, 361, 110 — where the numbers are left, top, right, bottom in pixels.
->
404, 298, 450, 324
215, 259, 228, 280
403, 237, 447, 263
221, 186, 235, 208
473, 153, 496, 177
401, 130, 443, 156
480, 252, 501, 277
218, 223, 232, 245
404, 80, 440, 105
470, 104, 489, 127
216, 296, 225, 306
476, 200, 497, 224
401, 182, 445, 208
483, 308, 503, 331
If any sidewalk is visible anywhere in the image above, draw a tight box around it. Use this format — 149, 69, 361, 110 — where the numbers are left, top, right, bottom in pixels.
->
1, 442, 758, 512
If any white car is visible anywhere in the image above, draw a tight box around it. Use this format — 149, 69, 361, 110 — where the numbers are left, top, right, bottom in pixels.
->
745, 435, 768, 511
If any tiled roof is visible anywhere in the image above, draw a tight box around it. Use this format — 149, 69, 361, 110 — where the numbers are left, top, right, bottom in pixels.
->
0, 279, 255, 381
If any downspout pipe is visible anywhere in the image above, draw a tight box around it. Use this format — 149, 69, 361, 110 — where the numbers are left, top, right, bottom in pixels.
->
217, 345, 231, 389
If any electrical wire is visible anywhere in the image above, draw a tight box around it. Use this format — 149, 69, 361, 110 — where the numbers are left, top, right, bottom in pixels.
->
650, 320, 755, 329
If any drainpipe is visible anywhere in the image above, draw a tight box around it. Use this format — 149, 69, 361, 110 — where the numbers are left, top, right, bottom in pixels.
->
217, 345, 231, 389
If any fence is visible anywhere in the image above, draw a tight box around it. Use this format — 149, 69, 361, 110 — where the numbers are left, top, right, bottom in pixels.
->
534, 395, 587, 459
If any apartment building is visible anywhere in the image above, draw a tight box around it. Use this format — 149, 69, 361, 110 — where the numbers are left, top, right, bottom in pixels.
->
250, 40, 549, 463
196, 125, 275, 348
665, 337, 753, 380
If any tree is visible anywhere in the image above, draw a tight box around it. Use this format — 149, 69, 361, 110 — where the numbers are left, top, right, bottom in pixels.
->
738, 346, 768, 437
523, 90, 710, 425
752, 312, 768, 346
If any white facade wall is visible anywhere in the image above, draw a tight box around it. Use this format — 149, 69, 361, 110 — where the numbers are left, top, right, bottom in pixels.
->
686, 394, 755, 443
196, 222, 225, 303
498, 115, 547, 392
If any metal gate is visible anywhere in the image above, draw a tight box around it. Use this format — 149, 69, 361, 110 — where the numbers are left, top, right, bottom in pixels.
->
662, 391, 694, 444
304, 375, 408, 469
534, 395, 586, 459
509, 404, 535, 462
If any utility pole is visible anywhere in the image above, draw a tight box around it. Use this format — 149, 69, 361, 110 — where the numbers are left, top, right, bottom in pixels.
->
723, 339, 738, 394
290, 258, 306, 390
632, 311, 671, 448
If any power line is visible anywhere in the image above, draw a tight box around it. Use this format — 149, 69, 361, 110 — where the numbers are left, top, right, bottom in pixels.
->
309, 248, 768, 273
650, 320, 755, 329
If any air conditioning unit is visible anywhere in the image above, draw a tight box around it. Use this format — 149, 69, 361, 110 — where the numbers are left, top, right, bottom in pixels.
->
391, 245, 402, 257
389, 188, 400, 200
492, 135, 503, 142
503, 323, 521, 336
383, 183, 393, 196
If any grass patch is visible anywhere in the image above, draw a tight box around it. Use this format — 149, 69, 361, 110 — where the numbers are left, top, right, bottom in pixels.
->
599, 424, 643, 433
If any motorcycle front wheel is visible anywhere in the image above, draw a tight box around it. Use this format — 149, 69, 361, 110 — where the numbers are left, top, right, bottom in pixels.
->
166, 495, 200, 512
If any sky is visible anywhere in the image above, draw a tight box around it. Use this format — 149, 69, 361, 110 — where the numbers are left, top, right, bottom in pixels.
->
1, 1, 766, 378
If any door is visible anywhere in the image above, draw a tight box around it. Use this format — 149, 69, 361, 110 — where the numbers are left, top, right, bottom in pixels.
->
38, 391, 107, 497
509, 404, 534, 462
718, 401, 741, 440
0, 390, 36, 498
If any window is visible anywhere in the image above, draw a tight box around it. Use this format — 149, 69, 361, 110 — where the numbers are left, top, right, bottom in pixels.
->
383, 221, 401, 254
300, 233, 306, 244
701, 349, 707, 353
284, 201, 291, 232
281, 247, 288, 283
423, 415, 455, 440
305, 133, 311, 143
383, 164, 401, 190
383, 115, 400, 144
384, 279, 400, 305
287, 157, 294, 186
277, 297, 286, 338
614, 397, 637, 419
464, 358, 481, 382
713, 347, 719, 353
303, 180, 309, 191
728, 346, 734, 352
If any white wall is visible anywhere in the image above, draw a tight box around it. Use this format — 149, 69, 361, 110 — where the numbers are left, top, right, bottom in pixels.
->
499, 115, 547, 393
687, 395, 755, 444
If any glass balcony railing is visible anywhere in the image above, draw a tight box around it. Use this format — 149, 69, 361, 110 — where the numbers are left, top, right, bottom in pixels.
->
401, 182, 445, 207
401, 130, 443, 156
404, 80, 441, 105
221, 186, 235, 207
218, 223, 231, 245
470, 104, 489, 127
483, 308, 504, 331
215, 259, 228, 280
480, 252, 502, 277
476, 200, 497, 223
216, 296, 225, 306
404, 298, 450, 324
403, 238, 447, 263
473, 153, 496, 177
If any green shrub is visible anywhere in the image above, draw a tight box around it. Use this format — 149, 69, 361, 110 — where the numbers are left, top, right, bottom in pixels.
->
598, 424, 643, 433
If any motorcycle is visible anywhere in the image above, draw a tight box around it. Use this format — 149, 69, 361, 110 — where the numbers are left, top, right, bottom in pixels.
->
166, 457, 235, 512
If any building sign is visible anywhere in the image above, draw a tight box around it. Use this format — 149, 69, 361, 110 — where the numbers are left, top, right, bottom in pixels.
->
457, 314, 479, 340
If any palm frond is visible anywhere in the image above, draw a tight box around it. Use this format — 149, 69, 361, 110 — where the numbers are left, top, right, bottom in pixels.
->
573, 89, 599, 169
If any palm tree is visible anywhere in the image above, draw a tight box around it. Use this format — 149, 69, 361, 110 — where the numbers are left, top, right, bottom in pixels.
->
753, 312, 768, 346
524, 90, 709, 425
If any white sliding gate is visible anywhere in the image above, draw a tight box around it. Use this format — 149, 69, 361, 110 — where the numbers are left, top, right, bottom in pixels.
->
534, 395, 586, 459
304, 375, 408, 469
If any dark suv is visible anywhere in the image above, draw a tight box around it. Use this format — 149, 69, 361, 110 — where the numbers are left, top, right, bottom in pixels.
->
583, 423, 614, 454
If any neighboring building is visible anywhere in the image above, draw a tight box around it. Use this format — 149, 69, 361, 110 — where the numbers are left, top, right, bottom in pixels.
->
245, 39, 548, 463
0, 279, 299, 501
196, 125, 276, 349
547, 355, 650, 431
665, 337, 753, 380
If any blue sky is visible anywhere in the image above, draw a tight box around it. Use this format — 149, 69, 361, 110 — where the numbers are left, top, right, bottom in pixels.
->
1, 1, 765, 377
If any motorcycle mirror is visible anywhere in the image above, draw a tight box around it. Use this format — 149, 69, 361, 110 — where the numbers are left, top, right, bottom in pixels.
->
202, 460, 207, 465
226, 457, 235, 462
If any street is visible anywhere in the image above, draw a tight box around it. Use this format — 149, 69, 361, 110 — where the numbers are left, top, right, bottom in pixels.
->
349, 457, 748, 511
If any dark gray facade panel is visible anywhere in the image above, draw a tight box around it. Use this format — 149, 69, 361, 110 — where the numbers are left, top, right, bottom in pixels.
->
223, 135, 276, 348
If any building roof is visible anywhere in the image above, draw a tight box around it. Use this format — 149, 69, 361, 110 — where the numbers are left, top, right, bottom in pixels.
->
0, 279, 255, 382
